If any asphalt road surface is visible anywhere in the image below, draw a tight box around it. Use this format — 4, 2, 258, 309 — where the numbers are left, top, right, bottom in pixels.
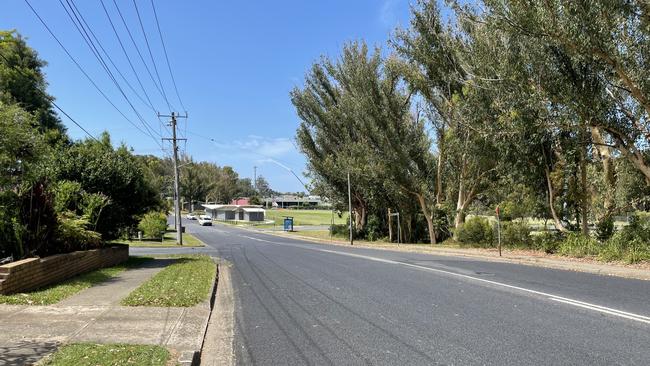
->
133, 221, 650, 366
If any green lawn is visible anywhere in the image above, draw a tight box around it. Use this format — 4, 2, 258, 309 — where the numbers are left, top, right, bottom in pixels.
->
40, 343, 169, 366
114, 233, 204, 247
265, 209, 348, 226
121, 254, 216, 307
0, 257, 150, 305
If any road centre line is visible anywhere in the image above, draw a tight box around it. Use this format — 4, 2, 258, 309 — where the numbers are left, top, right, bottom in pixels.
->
245, 234, 650, 325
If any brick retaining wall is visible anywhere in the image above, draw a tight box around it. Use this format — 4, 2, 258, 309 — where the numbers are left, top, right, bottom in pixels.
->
0, 245, 129, 295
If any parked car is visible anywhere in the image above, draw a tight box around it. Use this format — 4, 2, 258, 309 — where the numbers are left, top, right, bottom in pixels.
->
198, 215, 212, 226
186, 213, 197, 220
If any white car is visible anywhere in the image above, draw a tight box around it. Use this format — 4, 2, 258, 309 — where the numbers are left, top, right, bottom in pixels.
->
186, 213, 197, 220
197, 215, 212, 226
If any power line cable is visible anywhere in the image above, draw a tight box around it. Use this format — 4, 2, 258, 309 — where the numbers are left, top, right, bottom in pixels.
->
0, 52, 98, 141
65, 0, 155, 113
111, 0, 170, 112
132, 0, 174, 112
68, 0, 170, 136
150, 0, 186, 112
59, 0, 162, 144
23, 0, 161, 147
99, 0, 156, 113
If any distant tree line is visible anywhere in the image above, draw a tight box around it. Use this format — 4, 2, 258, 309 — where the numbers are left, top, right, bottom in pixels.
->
292, 0, 650, 262
139, 155, 275, 209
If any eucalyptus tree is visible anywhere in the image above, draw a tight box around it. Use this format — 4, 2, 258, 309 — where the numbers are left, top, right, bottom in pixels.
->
293, 42, 446, 243
393, 0, 502, 230
483, 0, 650, 185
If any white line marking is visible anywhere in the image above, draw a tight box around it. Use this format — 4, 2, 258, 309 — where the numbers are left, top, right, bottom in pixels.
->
240, 235, 274, 243
252, 238, 650, 325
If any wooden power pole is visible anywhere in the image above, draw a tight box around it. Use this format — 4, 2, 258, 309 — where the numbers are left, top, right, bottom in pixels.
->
161, 112, 187, 245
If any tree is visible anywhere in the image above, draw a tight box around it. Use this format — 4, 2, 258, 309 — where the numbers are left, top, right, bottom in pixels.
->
393, 1, 500, 231
255, 175, 275, 198
0, 31, 65, 136
51, 132, 162, 238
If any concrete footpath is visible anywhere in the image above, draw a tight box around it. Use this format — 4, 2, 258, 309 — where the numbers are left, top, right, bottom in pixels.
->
0, 258, 213, 366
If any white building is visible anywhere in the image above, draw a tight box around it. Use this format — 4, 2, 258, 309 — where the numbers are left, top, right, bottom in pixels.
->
202, 204, 265, 222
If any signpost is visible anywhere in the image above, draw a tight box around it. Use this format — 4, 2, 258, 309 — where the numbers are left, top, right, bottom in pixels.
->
496, 206, 502, 257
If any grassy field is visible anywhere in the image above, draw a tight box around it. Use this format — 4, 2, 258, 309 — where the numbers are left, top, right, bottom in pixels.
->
265, 209, 348, 226
0, 257, 150, 305
121, 254, 216, 307
40, 343, 169, 366
114, 233, 204, 247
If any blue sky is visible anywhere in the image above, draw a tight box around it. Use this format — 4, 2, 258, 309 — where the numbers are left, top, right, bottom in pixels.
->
1, 0, 412, 192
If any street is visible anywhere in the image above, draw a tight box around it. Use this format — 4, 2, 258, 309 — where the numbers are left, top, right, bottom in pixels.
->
133, 222, 650, 365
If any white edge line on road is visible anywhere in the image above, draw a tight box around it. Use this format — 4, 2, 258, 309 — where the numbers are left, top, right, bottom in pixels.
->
281, 244, 650, 325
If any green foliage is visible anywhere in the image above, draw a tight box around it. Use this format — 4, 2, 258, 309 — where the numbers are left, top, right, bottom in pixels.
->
51, 135, 162, 239
500, 221, 532, 248
557, 233, 600, 258
330, 224, 350, 238
55, 212, 102, 252
0, 31, 65, 135
598, 215, 650, 263
532, 231, 563, 254
596, 216, 615, 241
455, 217, 494, 247
365, 214, 383, 241
138, 212, 168, 239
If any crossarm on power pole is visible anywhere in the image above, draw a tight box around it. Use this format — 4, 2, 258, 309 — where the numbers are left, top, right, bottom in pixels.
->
161, 112, 188, 245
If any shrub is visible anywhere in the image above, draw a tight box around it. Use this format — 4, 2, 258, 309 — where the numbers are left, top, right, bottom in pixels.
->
532, 231, 563, 254
456, 217, 494, 247
365, 215, 382, 241
557, 233, 600, 257
330, 224, 349, 238
55, 212, 102, 251
596, 216, 615, 241
599, 221, 650, 263
500, 221, 532, 248
138, 212, 168, 239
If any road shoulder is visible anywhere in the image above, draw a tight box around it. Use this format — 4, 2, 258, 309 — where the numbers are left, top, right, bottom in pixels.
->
254, 229, 650, 281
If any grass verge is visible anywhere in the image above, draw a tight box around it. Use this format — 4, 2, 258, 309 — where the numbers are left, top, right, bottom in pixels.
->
114, 232, 204, 247
0, 256, 150, 305
39, 343, 169, 366
121, 254, 216, 307
265, 209, 348, 226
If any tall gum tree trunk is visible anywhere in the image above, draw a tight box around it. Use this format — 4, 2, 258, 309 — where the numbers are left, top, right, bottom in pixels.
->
435, 128, 445, 206
454, 178, 466, 230
579, 124, 589, 236
416, 193, 437, 244
545, 165, 569, 233
591, 127, 616, 218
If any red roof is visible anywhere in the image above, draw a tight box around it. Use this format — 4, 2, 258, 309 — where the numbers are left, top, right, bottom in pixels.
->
230, 198, 250, 205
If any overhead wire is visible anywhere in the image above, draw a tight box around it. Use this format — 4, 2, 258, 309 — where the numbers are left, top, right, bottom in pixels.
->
98, 0, 156, 114
150, 0, 186, 112
22, 0, 161, 146
65, 0, 154, 113
132, 0, 174, 112
111, 0, 170, 112
59, 0, 162, 146
0, 52, 98, 142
